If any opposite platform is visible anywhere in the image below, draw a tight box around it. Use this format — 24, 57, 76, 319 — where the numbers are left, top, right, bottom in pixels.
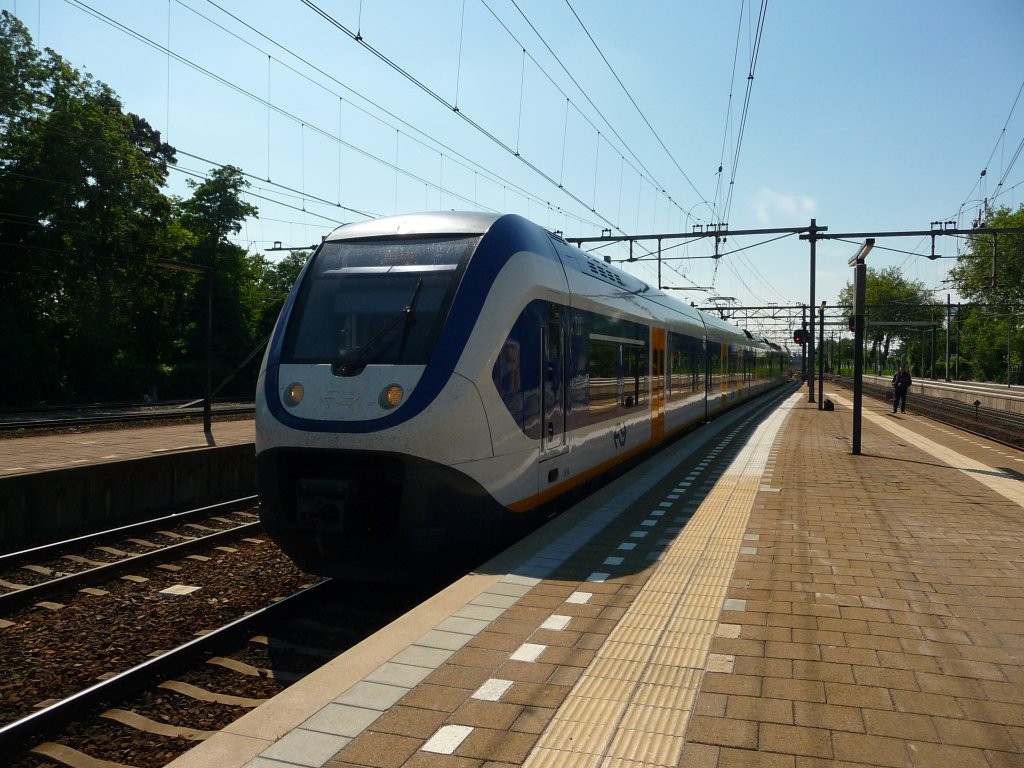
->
0, 419, 255, 478
161, 383, 1024, 768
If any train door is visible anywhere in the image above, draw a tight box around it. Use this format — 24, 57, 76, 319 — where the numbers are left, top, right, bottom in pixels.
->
540, 304, 567, 457
651, 328, 666, 442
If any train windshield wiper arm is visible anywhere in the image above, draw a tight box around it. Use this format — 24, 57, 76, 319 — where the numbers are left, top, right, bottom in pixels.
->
333, 278, 423, 376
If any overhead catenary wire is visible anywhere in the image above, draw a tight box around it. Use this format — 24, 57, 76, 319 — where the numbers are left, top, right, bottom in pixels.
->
496, 0, 706, 225
561, 0, 712, 215
63, 0, 604, 237
193, 0, 603, 231
298, 0, 622, 234
953, 77, 1024, 223
59, 0, 608, 237
722, 0, 769, 223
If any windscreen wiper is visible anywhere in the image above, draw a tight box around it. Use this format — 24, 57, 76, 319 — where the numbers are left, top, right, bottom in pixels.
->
333, 278, 423, 377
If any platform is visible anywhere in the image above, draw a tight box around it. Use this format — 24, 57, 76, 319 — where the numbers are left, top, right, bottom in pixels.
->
0, 419, 254, 478
150, 383, 1024, 768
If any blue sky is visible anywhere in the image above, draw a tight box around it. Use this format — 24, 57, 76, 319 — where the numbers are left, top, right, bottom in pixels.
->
6, 0, 1024, 331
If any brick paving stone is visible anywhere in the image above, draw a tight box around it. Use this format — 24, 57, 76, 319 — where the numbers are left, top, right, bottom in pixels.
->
898, 742, 990, 768
534, 645, 595, 668
931, 717, 1018, 751
676, 742, 720, 767
495, 660, 559, 684
889, 690, 962, 718
915, 671, 986, 699
510, 707, 557, 734
851, 665, 919, 691
545, 665, 585, 687
758, 723, 832, 759
831, 732, 913, 768
470, 631, 528, 653
457, 727, 537, 763
500, 682, 571, 709
717, 747, 796, 768
448, 646, 513, 670
686, 714, 759, 750
451, 700, 524, 730
862, 709, 939, 742
792, 660, 855, 684
732, 656, 793, 678
695, 692, 729, 718
792, 701, 865, 733
985, 749, 1024, 768
823, 682, 894, 711
423, 664, 494, 691
399, 684, 474, 714
328, 731, 420, 768
875, 651, 943, 674
725, 694, 794, 725
371, 706, 448, 739
402, 754, 482, 768
956, 698, 1024, 728
701, 672, 763, 697
980, 679, 1024, 704
761, 678, 825, 704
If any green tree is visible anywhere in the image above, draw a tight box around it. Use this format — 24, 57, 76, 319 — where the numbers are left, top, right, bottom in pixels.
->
837, 266, 934, 375
1, 12, 177, 403
948, 205, 1024, 382
169, 166, 260, 398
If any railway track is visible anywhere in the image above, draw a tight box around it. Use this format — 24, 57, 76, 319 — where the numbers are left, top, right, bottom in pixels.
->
0, 498, 262, 610
0, 507, 441, 768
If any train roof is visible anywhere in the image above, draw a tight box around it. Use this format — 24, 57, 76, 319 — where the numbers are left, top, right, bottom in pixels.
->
324, 211, 500, 241
322, 212, 772, 350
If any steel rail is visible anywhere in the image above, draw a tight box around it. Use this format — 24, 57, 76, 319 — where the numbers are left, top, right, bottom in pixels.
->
0, 521, 263, 612
0, 496, 259, 567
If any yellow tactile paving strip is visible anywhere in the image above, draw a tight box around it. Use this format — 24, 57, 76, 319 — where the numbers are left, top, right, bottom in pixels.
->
524, 396, 796, 768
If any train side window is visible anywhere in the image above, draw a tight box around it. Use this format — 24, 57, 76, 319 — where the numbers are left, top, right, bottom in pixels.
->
622, 345, 647, 408
668, 331, 704, 399
588, 340, 619, 416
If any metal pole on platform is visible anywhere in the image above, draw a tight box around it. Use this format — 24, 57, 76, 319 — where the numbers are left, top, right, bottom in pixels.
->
945, 294, 951, 382
849, 239, 874, 455
807, 219, 818, 403
817, 301, 826, 410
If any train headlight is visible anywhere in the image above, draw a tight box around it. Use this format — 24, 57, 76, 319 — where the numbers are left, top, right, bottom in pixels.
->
284, 382, 304, 406
379, 384, 404, 409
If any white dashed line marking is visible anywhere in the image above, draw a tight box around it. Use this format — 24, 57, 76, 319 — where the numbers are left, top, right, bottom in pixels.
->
423, 725, 473, 754
541, 615, 572, 631
472, 679, 514, 701
510, 643, 546, 662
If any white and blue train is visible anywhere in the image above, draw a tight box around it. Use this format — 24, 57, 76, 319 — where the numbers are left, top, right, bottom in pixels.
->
256, 212, 787, 579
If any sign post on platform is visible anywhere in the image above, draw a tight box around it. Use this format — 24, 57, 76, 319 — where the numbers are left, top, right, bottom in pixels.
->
849, 239, 874, 455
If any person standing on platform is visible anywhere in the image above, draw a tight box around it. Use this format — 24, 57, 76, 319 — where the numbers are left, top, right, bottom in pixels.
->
892, 363, 911, 414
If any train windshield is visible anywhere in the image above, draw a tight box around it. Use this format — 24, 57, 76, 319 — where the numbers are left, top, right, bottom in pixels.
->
281, 235, 479, 369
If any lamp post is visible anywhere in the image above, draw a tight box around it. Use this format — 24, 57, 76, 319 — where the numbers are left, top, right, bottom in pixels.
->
158, 259, 213, 439
849, 239, 875, 455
